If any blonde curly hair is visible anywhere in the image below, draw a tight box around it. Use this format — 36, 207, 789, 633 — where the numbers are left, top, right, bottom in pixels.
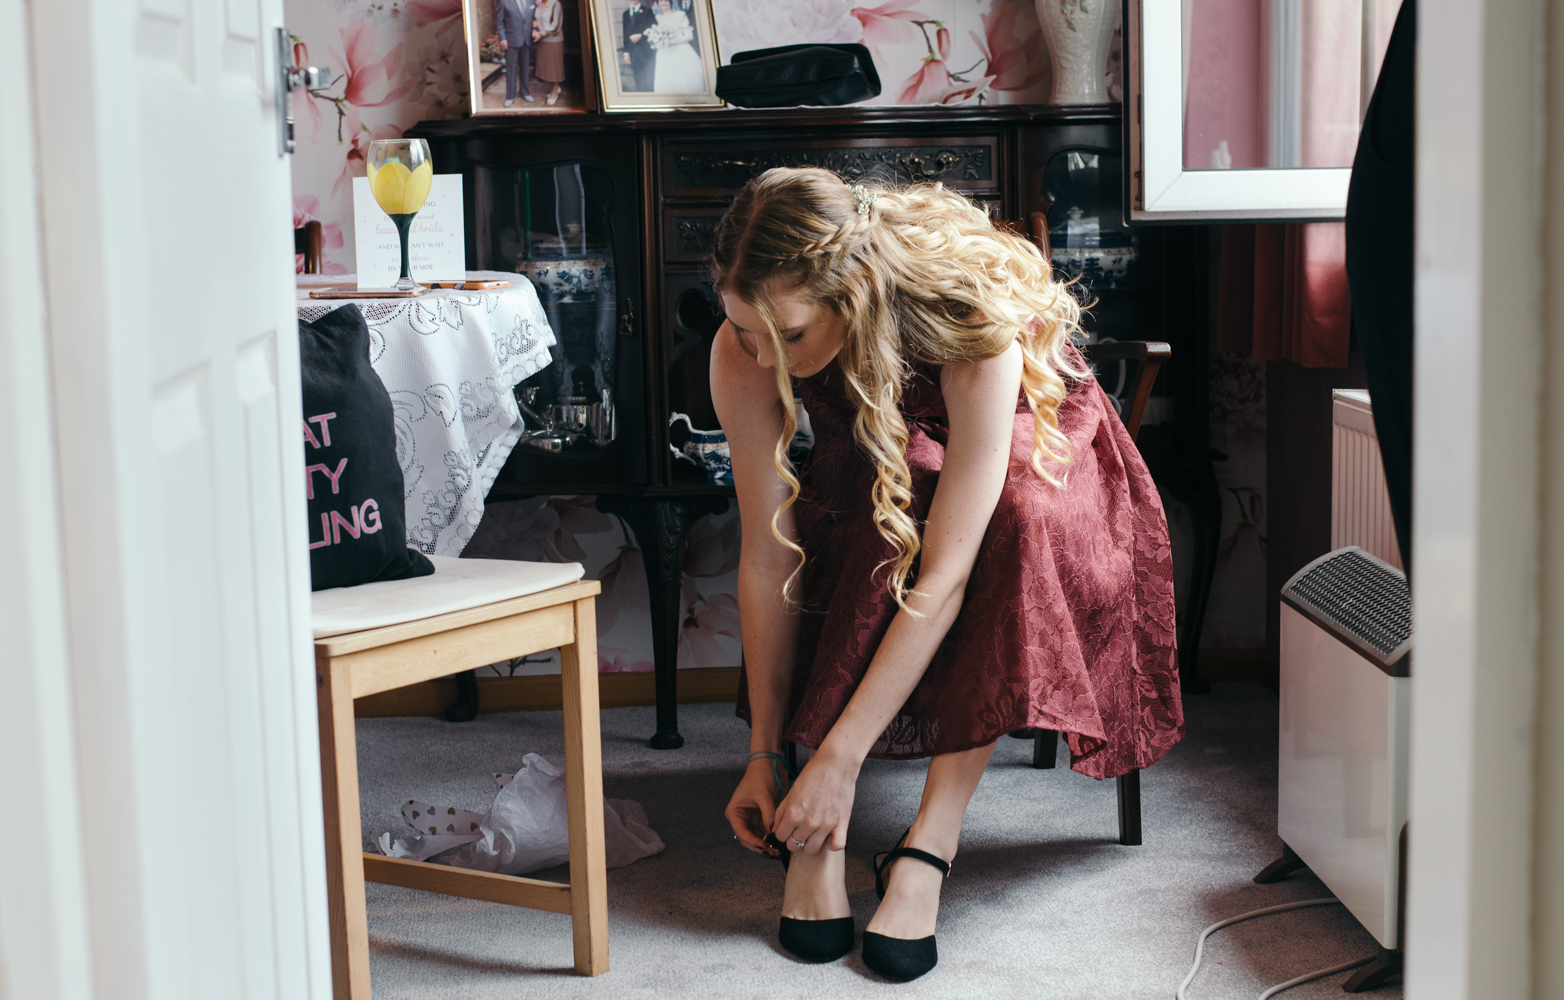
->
711, 166, 1088, 610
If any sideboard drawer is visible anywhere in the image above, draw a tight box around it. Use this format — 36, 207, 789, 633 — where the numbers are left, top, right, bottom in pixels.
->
661, 135, 1002, 200
663, 206, 725, 263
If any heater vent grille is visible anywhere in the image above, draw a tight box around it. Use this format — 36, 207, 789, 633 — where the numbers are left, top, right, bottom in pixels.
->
1283, 548, 1411, 670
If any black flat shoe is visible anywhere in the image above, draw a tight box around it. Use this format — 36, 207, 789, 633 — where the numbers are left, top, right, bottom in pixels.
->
765, 833, 854, 962
863, 828, 951, 982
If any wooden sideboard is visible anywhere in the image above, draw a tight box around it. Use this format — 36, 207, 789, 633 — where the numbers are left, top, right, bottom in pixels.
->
407, 105, 1217, 746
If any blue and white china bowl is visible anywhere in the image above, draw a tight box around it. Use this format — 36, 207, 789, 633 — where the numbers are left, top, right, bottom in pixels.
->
1051, 244, 1139, 287
515, 257, 615, 302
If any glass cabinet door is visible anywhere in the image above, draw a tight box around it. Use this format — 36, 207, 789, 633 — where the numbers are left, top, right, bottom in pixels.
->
470, 135, 646, 490
1040, 147, 1160, 349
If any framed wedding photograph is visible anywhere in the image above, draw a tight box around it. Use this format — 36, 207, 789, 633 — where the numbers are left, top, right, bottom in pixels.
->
462, 0, 598, 115
589, 0, 723, 111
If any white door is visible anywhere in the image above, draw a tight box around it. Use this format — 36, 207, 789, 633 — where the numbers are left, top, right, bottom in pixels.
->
22, 1, 330, 997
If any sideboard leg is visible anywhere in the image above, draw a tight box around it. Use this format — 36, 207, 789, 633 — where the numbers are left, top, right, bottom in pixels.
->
596, 493, 728, 749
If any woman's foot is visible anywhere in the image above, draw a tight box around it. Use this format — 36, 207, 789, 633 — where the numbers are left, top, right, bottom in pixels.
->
865, 824, 951, 941
777, 840, 853, 961
546, 86, 561, 105
862, 824, 952, 980
781, 840, 849, 921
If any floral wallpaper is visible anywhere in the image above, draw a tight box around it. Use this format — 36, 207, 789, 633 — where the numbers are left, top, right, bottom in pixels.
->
285, 0, 1114, 273
712, 0, 1062, 107
286, 0, 469, 276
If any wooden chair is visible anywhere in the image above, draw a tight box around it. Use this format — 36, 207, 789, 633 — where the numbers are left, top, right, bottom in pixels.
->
297, 219, 323, 274
313, 556, 607, 998
997, 214, 1173, 845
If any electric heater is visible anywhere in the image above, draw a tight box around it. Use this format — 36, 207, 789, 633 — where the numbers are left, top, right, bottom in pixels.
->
1277, 547, 1410, 958
1257, 392, 1412, 990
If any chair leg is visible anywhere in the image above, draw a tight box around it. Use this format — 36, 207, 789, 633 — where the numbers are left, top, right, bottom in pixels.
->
1031, 728, 1059, 769
559, 597, 609, 976
316, 653, 372, 998
1117, 769, 1143, 846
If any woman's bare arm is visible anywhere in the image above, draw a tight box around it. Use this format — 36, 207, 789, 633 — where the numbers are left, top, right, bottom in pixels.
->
711, 319, 806, 850
771, 340, 1023, 852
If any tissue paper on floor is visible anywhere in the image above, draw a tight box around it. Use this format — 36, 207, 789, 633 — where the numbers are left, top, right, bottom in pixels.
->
377, 752, 665, 874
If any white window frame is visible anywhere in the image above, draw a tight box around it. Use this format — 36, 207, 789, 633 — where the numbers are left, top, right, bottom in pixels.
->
1126, 0, 1351, 222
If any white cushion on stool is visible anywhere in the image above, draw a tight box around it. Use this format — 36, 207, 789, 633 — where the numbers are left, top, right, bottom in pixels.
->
311, 555, 586, 639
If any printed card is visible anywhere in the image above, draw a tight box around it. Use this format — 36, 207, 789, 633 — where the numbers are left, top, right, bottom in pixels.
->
353, 174, 466, 286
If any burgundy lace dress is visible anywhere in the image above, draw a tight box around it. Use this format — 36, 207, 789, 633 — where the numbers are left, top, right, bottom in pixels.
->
736, 353, 1183, 780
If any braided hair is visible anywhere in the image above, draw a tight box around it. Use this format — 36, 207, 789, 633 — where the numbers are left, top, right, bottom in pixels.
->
711, 166, 1087, 611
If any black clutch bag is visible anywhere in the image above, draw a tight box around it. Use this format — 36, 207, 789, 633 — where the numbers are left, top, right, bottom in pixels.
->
715, 44, 881, 108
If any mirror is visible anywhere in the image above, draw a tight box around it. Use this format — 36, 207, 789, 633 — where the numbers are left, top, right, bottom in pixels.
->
1127, 0, 1401, 221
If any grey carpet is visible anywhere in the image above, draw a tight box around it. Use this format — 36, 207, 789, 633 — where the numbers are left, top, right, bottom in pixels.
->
355, 683, 1403, 999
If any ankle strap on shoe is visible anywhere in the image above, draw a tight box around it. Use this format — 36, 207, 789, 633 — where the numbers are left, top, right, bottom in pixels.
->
880, 846, 951, 878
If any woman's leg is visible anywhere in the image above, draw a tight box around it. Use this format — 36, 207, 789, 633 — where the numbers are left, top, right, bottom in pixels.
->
866, 741, 996, 939
781, 836, 851, 920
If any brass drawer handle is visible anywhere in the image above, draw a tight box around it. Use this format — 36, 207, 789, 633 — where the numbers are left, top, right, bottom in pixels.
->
901, 151, 960, 183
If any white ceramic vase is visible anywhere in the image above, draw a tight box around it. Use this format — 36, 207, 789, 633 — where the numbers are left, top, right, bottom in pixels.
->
1034, 0, 1117, 104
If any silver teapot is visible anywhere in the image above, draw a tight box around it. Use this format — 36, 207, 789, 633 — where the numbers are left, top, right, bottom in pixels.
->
516, 385, 615, 453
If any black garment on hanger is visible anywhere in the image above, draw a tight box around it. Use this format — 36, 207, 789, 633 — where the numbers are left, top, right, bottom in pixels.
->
1345, 0, 1416, 572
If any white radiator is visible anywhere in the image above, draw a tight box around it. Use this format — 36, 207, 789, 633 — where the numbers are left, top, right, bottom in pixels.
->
1278, 547, 1410, 950
1332, 390, 1403, 570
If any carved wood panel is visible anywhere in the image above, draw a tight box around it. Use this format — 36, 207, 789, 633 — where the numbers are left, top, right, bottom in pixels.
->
664, 208, 724, 262
662, 137, 1001, 198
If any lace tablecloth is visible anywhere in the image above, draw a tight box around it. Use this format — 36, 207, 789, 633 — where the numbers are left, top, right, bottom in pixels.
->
297, 272, 555, 557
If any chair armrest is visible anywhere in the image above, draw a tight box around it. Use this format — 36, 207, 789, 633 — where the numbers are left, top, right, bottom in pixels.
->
1078, 340, 1171, 443
1079, 340, 1172, 365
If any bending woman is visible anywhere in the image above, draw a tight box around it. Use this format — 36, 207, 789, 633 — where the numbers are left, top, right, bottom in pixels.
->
714, 167, 1183, 982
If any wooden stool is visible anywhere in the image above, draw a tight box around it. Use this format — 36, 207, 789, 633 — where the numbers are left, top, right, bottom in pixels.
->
312, 556, 607, 998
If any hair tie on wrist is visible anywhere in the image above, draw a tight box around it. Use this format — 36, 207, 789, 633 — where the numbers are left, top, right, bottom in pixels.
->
748, 750, 797, 792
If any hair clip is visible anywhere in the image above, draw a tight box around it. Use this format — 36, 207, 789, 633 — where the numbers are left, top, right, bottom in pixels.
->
851, 184, 879, 216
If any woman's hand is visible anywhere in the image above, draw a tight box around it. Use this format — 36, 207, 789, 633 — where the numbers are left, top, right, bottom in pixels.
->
770, 748, 860, 854
726, 760, 783, 855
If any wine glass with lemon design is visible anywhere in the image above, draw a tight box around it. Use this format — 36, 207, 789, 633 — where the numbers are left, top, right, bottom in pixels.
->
366, 139, 434, 291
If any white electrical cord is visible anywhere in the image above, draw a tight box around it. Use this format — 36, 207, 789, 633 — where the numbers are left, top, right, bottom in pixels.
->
1175, 898, 1371, 1000
1255, 956, 1373, 999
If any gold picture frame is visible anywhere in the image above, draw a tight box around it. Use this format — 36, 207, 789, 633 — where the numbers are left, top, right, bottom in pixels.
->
462, 0, 599, 115
589, 0, 723, 111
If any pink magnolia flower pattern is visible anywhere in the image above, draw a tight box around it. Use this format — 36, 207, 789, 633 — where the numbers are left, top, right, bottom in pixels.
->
937, 72, 995, 105
897, 57, 953, 104
330, 19, 412, 108
595, 534, 649, 635
599, 645, 654, 673
681, 513, 740, 579
541, 495, 614, 563
851, 0, 924, 46
292, 194, 347, 274
678, 580, 741, 669
712, 0, 862, 58
333, 121, 403, 201
896, 16, 994, 106
971, 2, 1049, 92
406, 0, 463, 36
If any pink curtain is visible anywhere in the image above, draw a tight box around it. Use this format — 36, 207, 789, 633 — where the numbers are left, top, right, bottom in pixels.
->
1217, 223, 1351, 368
